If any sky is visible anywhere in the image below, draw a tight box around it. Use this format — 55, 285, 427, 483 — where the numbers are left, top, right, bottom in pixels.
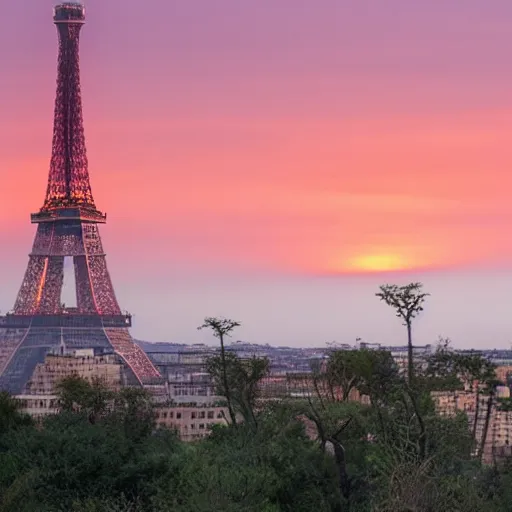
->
1, 1, 512, 348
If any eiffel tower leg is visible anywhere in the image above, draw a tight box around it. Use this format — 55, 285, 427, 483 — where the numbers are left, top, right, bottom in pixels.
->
81, 224, 120, 315
38, 257, 64, 313
74, 255, 97, 312
104, 329, 161, 383
13, 256, 48, 315
88, 256, 121, 314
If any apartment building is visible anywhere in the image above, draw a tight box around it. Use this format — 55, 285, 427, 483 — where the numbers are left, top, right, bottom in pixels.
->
432, 388, 512, 464
154, 405, 228, 441
16, 349, 125, 418
16, 394, 59, 419
24, 349, 123, 395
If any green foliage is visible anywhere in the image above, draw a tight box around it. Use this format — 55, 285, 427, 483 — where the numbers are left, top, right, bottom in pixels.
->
198, 316, 242, 426
0, 378, 179, 512
497, 397, 512, 411
376, 282, 429, 384
325, 350, 370, 401
371, 460, 498, 512
426, 345, 497, 391
197, 317, 241, 340
3, 347, 512, 511
0, 409, 183, 511
56, 374, 114, 422
111, 387, 156, 441
206, 352, 270, 428
376, 283, 429, 325
152, 409, 341, 512
351, 349, 400, 404
0, 392, 32, 437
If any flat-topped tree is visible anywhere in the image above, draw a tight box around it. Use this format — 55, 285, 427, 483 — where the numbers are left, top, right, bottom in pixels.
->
198, 317, 241, 426
376, 283, 429, 385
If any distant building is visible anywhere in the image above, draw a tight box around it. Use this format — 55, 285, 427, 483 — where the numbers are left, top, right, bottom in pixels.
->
359, 342, 382, 351
16, 394, 59, 419
432, 389, 512, 464
495, 365, 512, 385
15, 348, 126, 418
24, 349, 124, 395
155, 405, 229, 441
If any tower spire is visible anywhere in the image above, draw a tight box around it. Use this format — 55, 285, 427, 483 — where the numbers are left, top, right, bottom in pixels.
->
42, 2, 97, 213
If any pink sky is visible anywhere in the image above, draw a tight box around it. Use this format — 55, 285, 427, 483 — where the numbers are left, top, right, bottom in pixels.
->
1, 1, 512, 347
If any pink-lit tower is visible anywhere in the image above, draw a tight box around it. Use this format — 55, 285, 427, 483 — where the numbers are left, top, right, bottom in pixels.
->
0, 2, 161, 393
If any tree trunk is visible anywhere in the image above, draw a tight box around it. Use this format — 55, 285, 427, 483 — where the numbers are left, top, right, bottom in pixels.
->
219, 333, 237, 426
408, 388, 427, 460
407, 322, 413, 385
244, 383, 259, 431
376, 405, 387, 443
480, 390, 495, 462
472, 387, 481, 444
328, 438, 351, 504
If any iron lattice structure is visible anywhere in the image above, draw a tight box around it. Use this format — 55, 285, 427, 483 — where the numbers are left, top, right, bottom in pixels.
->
0, 3, 161, 394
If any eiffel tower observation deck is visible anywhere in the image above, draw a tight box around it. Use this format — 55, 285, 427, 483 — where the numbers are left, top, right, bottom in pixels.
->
0, 2, 161, 394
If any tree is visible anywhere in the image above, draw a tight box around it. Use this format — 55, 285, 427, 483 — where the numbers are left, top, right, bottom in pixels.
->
456, 353, 497, 451
206, 353, 270, 431
300, 400, 365, 504
112, 387, 155, 441
428, 348, 498, 450
0, 392, 32, 438
478, 377, 501, 463
376, 282, 429, 385
0, 386, 182, 511
325, 350, 366, 402
294, 353, 374, 505
423, 339, 465, 392
198, 317, 241, 426
151, 407, 341, 512
56, 375, 114, 424
373, 457, 494, 512
56, 375, 155, 440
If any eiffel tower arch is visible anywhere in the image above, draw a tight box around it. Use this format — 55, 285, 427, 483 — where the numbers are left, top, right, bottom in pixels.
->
0, 2, 161, 394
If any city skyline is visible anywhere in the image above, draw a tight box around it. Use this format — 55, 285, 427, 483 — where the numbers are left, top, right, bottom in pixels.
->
1, 1, 512, 347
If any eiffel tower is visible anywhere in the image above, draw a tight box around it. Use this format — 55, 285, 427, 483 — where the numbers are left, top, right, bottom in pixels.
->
0, 2, 161, 393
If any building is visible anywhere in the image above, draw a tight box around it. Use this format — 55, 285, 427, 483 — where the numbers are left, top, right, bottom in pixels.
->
0, 1, 161, 394
495, 365, 512, 385
16, 395, 59, 420
15, 348, 126, 418
432, 388, 512, 464
386, 345, 434, 372
24, 349, 124, 395
154, 405, 229, 442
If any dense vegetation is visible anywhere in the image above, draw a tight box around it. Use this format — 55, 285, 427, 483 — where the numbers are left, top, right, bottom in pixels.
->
1, 287, 512, 511
0, 344, 512, 512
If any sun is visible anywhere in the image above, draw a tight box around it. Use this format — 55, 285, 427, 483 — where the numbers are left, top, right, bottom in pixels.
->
346, 252, 409, 273
324, 244, 439, 275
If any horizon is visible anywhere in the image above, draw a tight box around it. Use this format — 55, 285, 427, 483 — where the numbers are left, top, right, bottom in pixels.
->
1, 1, 512, 348
136, 336, 510, 353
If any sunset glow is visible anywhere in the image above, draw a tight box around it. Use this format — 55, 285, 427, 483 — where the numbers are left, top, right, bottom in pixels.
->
1, 0, 512, 346
346, 253, 409, 273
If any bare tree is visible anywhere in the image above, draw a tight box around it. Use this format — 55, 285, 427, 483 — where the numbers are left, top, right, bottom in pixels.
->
376, 283, 429, 384
198, 317, 240, 426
